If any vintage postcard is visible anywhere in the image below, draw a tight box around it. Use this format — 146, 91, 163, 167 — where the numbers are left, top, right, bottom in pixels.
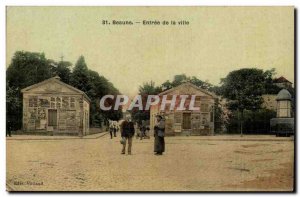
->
6, 6, 294, 192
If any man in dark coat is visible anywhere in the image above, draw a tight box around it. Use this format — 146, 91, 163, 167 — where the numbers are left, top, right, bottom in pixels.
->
109, 123, 114, 139
121, 117, 135, 155
6, 119, 12, 137
154, 115, 165, 155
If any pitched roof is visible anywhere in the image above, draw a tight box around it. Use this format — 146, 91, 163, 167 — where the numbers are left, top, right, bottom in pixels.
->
21, 76, 91, 102
158, 82, 217, 98
273, 76, 292, 84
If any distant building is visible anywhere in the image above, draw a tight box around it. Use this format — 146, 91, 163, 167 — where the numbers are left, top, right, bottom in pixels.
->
261, 76, 293, 111
273, 76, 293, 89
21, 76, 90, 136
150, 82, 216, 136
270, 89, 294, 136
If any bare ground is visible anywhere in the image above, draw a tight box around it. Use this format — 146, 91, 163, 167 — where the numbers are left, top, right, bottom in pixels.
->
6, 134, 294, 191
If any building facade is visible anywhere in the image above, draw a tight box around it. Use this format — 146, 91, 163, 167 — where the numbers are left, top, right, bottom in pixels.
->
150, 82, 216, 136
21, 76, 90, 136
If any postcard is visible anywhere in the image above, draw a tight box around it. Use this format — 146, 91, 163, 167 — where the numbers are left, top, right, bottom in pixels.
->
6, 6, 294, 192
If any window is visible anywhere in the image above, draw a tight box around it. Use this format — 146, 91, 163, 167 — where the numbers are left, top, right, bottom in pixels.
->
50, 97, 56, 108
29, 97, 38, 107
174, 112, 182, 123
39, 99, 50, 108
201, 103, 209, 112
70, 97, 75, 108
277, 100, 291, 118
62, 97, 69, 108
56, 97, 61, 108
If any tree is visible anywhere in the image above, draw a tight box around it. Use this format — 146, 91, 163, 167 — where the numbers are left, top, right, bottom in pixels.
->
130, 81, 161, 123
7, 51, 52, 89
87, 70, 123, 125
69, 56, 123, 124
172, 74, 189, 87
54, 61, 72, 84
189, 77, 214, 91
219, 68, 270, 135
161, 74, 214, 92
161, 80, 173, 90
6, 83, 22, 131
139, 81, 162, 95
226, 109, 276, 134
70, 56, 90, 93
161, 74, 189, 90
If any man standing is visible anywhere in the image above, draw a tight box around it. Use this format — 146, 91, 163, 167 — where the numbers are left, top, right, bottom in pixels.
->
139, 121, 146, 140
113, 121, 117, 137
121, 117, 135, 155
109, 121, 114, 139
6, 119, 12, 137
154, 115, 165, 155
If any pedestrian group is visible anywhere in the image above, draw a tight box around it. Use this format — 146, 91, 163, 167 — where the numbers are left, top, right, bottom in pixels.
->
110, 115, 165, 156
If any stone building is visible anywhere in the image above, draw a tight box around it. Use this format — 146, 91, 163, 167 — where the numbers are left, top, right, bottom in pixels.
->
262, 76, 293, 111
270, 89, 294, 136
273, 76, 293, 89
21, 76, 90, 136
150, 82, 216, 136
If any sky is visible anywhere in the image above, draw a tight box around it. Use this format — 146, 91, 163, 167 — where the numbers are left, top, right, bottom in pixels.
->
6, 6, 294, 96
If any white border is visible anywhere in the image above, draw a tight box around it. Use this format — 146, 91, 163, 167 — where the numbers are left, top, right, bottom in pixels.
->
1, 1, 298, 197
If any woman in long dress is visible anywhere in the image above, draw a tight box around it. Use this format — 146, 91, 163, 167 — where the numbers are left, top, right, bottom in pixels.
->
154, 115, 165, 155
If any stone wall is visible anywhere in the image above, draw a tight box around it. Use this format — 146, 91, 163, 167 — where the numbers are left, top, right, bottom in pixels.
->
23, 93, 83, 135
150, 83, 215, 136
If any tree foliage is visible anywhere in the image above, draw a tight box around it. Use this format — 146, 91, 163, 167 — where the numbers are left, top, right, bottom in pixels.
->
54, 61, 72, 84
226, 109, 276, 134
161, 74, 214, 91
219, 68, 283, 134
70, 56, 90, 93
130, 81, 161, 123
7, 51, 53, 89
6, 83, 22, 131
219, 68, 267, 112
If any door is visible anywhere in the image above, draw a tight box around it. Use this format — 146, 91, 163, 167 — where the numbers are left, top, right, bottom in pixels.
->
48, 109, 57, 127
182, 113, 191, 130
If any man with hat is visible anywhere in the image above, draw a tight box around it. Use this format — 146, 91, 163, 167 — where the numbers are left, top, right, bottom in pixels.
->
120, 116, 135, 155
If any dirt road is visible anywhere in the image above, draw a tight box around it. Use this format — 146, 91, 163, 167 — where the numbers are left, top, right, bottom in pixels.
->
6, 134, 294, 191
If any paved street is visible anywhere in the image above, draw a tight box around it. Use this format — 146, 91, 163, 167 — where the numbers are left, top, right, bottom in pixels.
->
6, 134, 294, 191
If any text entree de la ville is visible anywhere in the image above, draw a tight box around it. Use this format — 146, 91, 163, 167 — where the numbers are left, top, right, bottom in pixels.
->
102, 20, 190, 26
